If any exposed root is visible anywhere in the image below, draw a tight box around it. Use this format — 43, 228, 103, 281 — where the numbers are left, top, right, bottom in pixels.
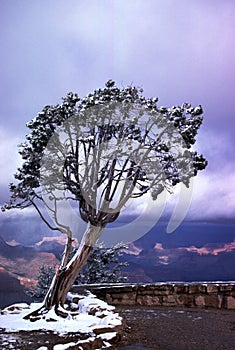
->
23, 306, 49, 321
54, 305, 68, 318
55, 303, 80, 318
23, 303, 80, 322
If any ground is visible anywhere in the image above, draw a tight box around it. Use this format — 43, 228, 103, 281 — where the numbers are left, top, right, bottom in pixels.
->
1, 300, 235, 349
113, 306, 235, 350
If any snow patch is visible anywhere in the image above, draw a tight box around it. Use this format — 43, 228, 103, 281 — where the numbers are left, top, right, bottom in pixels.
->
53, 342, 77, 350
0, 292, 122, 349
98, 331, 117, 340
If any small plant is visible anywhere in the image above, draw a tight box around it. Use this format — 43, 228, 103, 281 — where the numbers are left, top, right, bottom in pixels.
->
27, 265, 56, 300
77, 242, 128, 284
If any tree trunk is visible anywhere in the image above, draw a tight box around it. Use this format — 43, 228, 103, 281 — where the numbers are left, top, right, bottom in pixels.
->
24, 223, 104, 320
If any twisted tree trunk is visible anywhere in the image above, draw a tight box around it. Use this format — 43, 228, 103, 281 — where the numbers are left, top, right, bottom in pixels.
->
24, 223, 104, 320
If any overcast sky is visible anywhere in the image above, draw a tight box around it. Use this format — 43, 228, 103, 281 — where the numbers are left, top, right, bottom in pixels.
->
0, 0, 235, 236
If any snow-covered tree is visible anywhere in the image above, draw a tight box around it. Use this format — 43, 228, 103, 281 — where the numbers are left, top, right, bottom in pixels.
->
28, 265, 56, 300
2, 80, 207, 320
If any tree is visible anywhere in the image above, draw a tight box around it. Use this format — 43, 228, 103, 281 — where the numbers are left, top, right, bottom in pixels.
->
27, 265, 56, 300
2, 80, 207, 320
28, 242, 128, 300
77, 242, 128, 284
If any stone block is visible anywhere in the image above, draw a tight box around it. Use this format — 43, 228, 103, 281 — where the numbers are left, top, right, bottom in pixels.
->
120, 298, 137, 306
176, 295, 195, 307
127, 292, 135, 299
207, 284, 218, 294
138, 290, 154, 296
195, 295, 205, 307
188, 284, 207, 293
219, 285, 233, 293
162, 295, 177, 305
173, 285, 189, 294
226, 296, 235, 309
122, 293, 132, 299
204, 295, 219, 308
110, 292, 135, 300
138, 285, 154, 292
111, 299, 122, 305
188, 285, 201, 294
198, 285, 207, 293
153, 285, 173, 296
137, 295, 161, 306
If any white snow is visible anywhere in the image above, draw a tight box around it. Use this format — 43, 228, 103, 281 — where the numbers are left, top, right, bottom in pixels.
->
98, 331, 117, 340
0, 292, 122, 349
53, 342, 78, 350
50, 333, 117, 350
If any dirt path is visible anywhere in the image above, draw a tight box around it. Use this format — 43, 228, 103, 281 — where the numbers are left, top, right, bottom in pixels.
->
113, 306, 235, 350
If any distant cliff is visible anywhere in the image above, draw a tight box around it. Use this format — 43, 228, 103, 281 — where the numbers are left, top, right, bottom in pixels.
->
0, 267, 32, 308
121, 242, 235, 282
1, 222, 235, 307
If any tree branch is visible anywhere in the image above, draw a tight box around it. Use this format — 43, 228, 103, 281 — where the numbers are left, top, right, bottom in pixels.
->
30, 200, 63, 233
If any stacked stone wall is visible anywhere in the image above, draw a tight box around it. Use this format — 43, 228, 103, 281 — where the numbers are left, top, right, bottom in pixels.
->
71, 283, 235, 310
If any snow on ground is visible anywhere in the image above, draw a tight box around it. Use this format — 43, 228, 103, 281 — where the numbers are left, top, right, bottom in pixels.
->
50, 332, 117, 350
0, 292, 122, 349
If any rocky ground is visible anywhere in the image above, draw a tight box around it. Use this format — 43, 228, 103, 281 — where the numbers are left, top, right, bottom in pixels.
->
112, 306, 235, 350
0, 306, 235, 349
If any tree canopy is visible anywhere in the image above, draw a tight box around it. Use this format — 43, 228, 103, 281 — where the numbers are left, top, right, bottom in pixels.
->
2, 80, 207, 319
3, 80, 207, 232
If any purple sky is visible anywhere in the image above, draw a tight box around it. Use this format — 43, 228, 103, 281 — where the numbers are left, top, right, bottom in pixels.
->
0, 0, 235, 232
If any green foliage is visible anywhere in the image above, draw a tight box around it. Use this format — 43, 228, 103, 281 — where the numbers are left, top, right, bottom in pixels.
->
76, 242, 128, 284
27, 265, 56, 300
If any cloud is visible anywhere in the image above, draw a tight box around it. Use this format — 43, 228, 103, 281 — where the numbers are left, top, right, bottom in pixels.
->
185, 129, 235, 221
189, 169, 235, 221
0, 0, 234, 246
1, 0, 235, 143
1, 1, 235, 116
153, 129, 235, 223
0, 128, 22, 203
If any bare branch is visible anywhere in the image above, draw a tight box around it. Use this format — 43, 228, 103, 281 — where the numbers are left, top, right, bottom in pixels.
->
30, 200, 63, 233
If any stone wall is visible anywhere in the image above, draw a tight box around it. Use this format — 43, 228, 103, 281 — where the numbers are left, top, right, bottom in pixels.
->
71, 283, 235, 310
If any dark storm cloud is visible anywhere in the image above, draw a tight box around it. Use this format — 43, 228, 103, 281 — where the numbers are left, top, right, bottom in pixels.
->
0, 0, 235, 223
1, 0, 234, 132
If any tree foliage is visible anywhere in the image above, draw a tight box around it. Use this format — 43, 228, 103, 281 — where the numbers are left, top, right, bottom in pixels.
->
2, 80, 207, 319
77, 242, 128, 284
2, 80, 207, 223
27, 265, 56, 300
